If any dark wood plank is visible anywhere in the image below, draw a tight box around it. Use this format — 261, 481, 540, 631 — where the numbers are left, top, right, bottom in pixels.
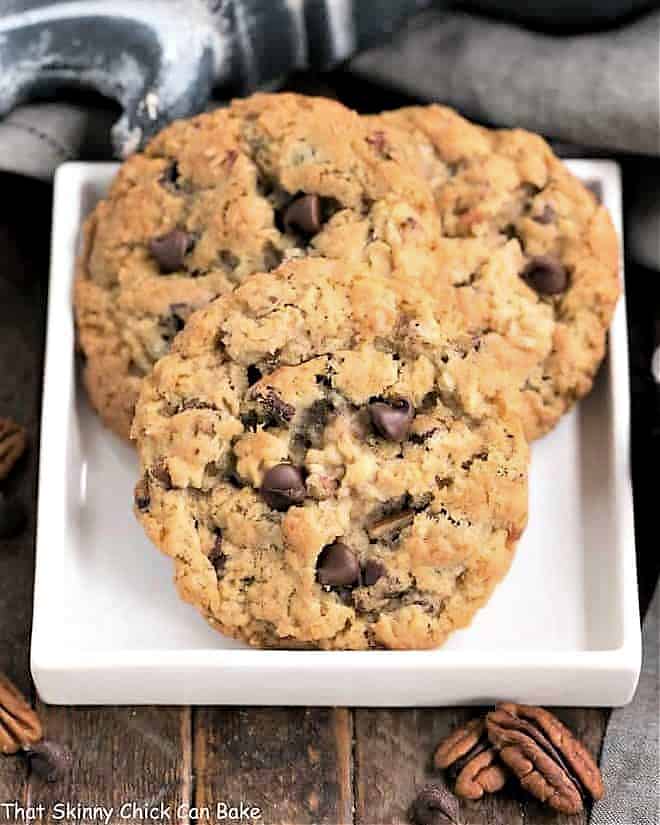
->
29, 706, 192, 822
354, 707, 608, 825
194, 707, 353, 824
0, 177, 52, 806
0, 175, 192, 820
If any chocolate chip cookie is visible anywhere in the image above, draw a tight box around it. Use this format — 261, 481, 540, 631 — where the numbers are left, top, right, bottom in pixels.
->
74, 93, 440, 439
367, 105, 620, 439
131, 258, 528, 650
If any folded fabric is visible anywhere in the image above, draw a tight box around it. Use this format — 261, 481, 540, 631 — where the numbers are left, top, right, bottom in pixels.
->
350, 8, 660, 156
590, 582, 659, 825
350, 8, 660, 271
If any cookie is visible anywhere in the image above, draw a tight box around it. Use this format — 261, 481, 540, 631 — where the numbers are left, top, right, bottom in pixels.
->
131, 258, 528, 650
366, 105, 620, 439
74, 93, 440, 439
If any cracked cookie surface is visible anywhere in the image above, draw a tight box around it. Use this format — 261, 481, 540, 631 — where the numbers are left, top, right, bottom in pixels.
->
367, 105, 620, 439
131, 258, 529, 650
74, 93, 440, 439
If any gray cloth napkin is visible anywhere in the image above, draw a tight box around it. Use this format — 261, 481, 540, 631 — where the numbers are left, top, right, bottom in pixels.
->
0, 102, 114, 180
591, 582, 659, 825
350, 8, 660, 156
351, 8, 660, 269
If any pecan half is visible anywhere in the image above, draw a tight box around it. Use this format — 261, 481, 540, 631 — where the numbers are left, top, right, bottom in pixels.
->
486, 702, 604, 814
434, 718, 507, 800
0, 418, 26, 481
434, 718, 484, 769
0, 673, 43, 754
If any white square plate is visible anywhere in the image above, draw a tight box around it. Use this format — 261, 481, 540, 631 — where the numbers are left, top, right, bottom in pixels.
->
31, 160, 641, 706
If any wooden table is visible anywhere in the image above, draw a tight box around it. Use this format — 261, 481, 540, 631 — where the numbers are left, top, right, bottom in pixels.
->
0, 150, 656, 825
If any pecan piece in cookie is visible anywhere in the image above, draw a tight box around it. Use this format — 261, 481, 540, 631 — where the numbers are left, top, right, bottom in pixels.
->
0, 417, 26, 482
0, 673, 43, 755
434, 718, 507, 800
367, 510, 415, 540
486, 702, 604, 814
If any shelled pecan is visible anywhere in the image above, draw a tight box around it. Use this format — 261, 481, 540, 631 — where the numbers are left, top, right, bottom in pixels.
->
0, 673, 43, 754
434, 718, 507, 800
486, 702, 604, 815
0, 417, 26, 481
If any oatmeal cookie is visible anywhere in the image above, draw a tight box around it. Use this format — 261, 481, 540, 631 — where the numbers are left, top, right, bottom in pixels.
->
367, 105, 620, 439
131, 258, 528, 650
74, 93, 440, 439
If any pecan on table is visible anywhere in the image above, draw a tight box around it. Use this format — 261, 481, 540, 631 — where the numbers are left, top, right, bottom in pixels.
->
0, 673, 43, 754
434, 717, 508, 800
0, 417, 26, 482
486, 702, 604, 815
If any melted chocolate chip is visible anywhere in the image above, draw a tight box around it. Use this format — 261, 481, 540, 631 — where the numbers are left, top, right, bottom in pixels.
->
208, 534, 226, 575
247, 365, 262, 386
149, 229, 193, 273
521, 255, 569, 295
260, 464, 306, 510
282, 194, 322, 237
369, 397, 414, 441
363, 559, 387, 587
317, 542, 360, 587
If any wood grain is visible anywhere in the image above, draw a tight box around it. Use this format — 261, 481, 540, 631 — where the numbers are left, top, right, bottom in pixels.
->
0, 178, 51, 807
28, 707, 191, 823
354, 707, 608, 825
0, 176, 191, 823
193, 707, 353, 824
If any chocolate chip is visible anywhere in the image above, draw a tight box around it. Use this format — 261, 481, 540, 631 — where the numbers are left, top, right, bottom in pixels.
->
521, 255, 568, 295
363, 559, 387, 586
24, 741, 73, 783
134, 478, 150, 512
0, 493, 27, 539
149, 229, 193, 273
411, 784, 459, 825
160, 161, 180, 189
369, 397, 414, 441
247, 365, 262, 386
208, 534, 226, 575
533, 204, 555, 225
317, 542, 360, 587
260, 464, 306, 510
282, 194, 322, 237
